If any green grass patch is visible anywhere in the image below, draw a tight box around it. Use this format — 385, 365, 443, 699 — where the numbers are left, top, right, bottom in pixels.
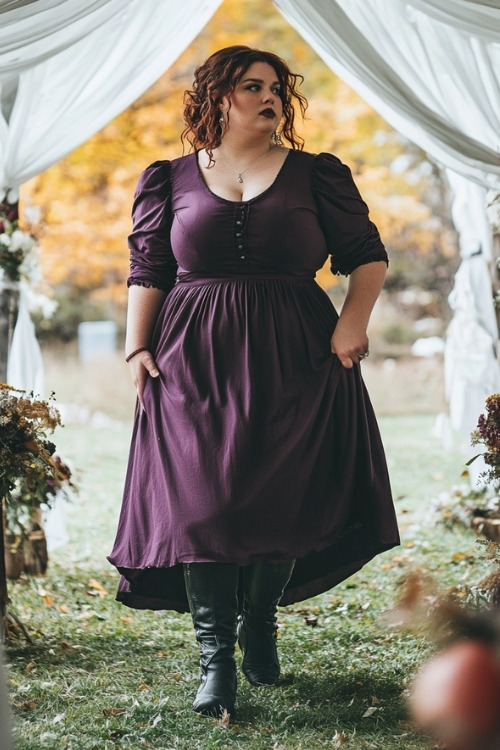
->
4, 415, 494, 749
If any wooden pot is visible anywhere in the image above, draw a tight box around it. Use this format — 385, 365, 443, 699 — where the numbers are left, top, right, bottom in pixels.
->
472, 515, 500, 542
3, 530, 24, 581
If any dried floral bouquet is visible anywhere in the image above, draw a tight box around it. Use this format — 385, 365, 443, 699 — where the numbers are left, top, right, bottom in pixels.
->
470, 393, 500, 487
0, 383, 72, 546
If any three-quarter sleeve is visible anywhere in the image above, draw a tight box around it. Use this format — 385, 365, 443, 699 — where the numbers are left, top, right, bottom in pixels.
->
127, 160, 178, 293
311, 152, 388, 276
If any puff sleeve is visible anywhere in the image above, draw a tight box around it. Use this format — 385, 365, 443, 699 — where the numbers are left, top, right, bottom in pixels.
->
127, 160, 178, 293
311, 152, 388, 276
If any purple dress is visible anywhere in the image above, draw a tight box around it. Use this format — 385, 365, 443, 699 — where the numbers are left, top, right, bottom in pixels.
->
108, 150, 400, 612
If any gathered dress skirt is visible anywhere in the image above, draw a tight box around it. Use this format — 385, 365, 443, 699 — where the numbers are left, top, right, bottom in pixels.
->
108, 271, 399, 612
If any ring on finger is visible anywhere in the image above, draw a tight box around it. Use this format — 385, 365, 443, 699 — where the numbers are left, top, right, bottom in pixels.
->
357, 349, 369, 360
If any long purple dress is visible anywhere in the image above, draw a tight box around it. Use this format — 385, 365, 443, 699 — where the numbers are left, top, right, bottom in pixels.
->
108, 149, 400, 612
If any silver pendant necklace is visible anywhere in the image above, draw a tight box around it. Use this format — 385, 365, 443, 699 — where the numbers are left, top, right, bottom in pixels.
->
216, 146, 276, 183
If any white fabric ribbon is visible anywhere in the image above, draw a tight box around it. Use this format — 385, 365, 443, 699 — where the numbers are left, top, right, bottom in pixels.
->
5, 282, 44, 394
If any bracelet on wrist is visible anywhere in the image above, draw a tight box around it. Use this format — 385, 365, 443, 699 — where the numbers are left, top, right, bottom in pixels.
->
125, 346, 149, 363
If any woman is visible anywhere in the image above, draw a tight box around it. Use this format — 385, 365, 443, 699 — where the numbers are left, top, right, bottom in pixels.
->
108, 45, 399, 718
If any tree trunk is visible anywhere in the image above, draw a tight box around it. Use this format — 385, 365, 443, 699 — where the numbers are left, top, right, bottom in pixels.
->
0, 280, 19, 384
492, 233, 500, 342
0, 274, 20, 642
0, 503, 8, 644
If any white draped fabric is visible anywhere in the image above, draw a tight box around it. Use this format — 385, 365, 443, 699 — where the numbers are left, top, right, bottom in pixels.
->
274, 0, 500, 189
0, 0, 223, 200
444, 253, 500, 481
5, 283, 44, 393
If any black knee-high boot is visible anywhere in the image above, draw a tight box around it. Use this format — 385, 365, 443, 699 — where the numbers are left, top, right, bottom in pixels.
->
183, 562, 239, 717
237, 559, 295, 686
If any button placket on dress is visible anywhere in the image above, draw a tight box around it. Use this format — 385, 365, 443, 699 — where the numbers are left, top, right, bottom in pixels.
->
234, 204, 249, 261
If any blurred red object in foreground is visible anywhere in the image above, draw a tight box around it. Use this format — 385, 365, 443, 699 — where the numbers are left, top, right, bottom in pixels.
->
410, 640, 500, 750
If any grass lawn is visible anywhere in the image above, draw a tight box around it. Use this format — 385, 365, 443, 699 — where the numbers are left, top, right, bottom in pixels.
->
4, 412, 494, 749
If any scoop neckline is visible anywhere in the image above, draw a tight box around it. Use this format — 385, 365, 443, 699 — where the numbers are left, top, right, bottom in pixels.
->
194, 148, 292, 205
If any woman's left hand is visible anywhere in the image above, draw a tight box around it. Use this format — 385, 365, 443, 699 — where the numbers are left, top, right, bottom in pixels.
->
330, 317, 369, 369
330, 261, 386, 369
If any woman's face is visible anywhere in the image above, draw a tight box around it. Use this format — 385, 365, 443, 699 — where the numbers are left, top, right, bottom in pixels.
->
222, 62, 283, 138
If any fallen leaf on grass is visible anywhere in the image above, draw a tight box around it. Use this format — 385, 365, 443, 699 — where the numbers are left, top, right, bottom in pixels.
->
167, 671, 182, 681
58, 604, 70, 614
332, 731, 349, 746
362, 706, 381, 718
451, 552, 471, 562
138, 682, 149, 691
25, 661, 36, 673
304, 614, 318, 627
60, 641, 77, 651
89, 578, 108, 592
17, 699, 41, 711
37, 588, 54, 607
80, 610, 95, 620
53, 712, 65, 724
87, 579, 108, 597
103, 708, 127, 717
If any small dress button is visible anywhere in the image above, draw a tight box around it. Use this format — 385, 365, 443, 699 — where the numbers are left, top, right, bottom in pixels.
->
238, 244, 243, 250
240, 255, 246, 260
236, 232, 242, 238
236, 220, 242, 225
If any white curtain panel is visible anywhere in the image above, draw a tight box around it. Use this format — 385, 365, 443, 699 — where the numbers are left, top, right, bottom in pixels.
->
411, 0, 500, 40
0, 0, 135, 80
274, 0, 500, 189
0, 0, 223, 199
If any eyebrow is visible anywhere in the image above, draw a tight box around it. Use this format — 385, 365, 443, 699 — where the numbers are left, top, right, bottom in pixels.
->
241, 77, 280, 85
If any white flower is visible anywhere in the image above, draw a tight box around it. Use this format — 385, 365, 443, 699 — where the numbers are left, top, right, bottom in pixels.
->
9, 229, 36, 253
24, 205, 41, 225
35, 294, 58, 320
0, 232, 11, 248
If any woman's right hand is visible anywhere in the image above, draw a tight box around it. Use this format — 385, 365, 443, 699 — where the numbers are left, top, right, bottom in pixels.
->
128, 350, 160, 409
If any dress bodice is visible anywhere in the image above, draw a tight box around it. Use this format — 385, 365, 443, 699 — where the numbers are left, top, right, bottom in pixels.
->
127, 150, 387, 292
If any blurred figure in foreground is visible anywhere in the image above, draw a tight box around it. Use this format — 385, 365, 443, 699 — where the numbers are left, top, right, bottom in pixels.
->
393, 570, 500, 749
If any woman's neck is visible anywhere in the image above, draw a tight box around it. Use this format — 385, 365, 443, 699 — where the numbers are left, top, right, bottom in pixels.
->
215, 135, 273, 161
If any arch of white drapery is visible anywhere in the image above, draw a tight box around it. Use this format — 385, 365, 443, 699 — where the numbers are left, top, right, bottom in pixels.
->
0, 0, 499, 450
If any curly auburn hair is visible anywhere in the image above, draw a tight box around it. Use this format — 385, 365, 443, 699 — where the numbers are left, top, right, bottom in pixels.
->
181, 46, 308, 154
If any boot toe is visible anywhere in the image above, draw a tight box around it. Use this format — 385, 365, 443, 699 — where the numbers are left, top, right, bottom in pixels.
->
242, 663, 280, 687
193, 696, 233, 717
238, 620, 281, 686
192, 656, 236, 717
